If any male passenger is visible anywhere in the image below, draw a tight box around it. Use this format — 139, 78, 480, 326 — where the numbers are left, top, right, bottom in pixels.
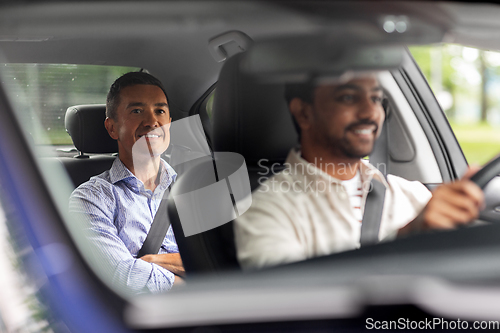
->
234, 73, 484, 270
70, 72, 184, 293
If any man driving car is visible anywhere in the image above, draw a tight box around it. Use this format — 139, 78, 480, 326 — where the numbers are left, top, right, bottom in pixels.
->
70, 72, 184, 293
234, 73, 484, 271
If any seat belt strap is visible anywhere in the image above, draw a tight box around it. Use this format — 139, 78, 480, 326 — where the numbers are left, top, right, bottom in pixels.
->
137, 183, 172, 258
359, 179, 386, 247
360, 102, 389, 246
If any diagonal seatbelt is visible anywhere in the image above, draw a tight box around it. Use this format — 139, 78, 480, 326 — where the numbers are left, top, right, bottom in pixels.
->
137, 184, 172, 258
359, 179, 386, 246
360, 100, 389, 246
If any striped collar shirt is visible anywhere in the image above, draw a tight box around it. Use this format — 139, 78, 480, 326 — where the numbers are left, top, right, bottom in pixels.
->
69, 157, 177, 294
341, 171, 363, 222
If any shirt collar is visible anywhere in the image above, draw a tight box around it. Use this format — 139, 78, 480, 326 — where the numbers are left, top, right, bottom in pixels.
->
109, 158, 135, 184
109, 157, 177, 190
285, 148, 388, 191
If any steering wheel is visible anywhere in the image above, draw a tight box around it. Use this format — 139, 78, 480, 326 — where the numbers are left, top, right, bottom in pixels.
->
469, 155, 500, 223
469, 155, 500, 188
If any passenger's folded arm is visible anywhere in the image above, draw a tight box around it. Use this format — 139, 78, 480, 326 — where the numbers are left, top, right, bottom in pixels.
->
69, 186, 176, 293
140, 253, 186, 277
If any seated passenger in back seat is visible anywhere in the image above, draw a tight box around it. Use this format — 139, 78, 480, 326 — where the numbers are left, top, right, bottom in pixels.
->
70, 72, 184, 294
234, 73, 485, 271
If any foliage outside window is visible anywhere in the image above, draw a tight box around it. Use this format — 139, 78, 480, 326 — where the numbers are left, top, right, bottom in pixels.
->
205, 90, 215, 120
410, 45, 500, 165
0, 64, 140, 145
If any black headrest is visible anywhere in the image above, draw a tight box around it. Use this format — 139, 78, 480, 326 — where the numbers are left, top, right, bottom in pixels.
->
65, 104, 118, 154
212, 53, 298, 165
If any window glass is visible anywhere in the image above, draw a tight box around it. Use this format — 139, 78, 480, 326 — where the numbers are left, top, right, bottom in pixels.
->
410, 45, 500, 165
0, 186, 55, 332
205, 90, 215, 120
0, 64, 139, 145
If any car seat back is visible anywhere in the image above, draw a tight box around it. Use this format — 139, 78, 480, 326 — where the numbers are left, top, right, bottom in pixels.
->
62, 104, 118, 188
213, 53, 298, 189
167, 155, 242, 274
168, 53, 298, 275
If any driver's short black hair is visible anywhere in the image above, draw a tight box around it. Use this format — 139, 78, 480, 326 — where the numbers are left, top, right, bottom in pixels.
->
284, 80, 316, 141
284, 77, 388, 141
106, 71, 169, 120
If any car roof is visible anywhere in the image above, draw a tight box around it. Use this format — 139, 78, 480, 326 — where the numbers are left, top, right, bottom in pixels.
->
0, 1, 498, 113
0, 1, 317, 113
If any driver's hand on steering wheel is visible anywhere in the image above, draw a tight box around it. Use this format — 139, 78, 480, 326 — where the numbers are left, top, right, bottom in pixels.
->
398, 166, 485, 236
421, 166, 485, 229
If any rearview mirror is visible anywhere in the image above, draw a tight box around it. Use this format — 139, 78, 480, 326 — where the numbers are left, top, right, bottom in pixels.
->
240, 36, 405, 82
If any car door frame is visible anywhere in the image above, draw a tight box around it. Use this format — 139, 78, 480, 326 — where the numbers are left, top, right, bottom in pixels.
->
393, 49, 468, 184
0, 79, 131, 333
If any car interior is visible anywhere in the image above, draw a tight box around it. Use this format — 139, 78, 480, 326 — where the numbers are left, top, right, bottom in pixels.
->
4, 1, 500, 331
165, 49, 448, 276
42, 46, 449, 278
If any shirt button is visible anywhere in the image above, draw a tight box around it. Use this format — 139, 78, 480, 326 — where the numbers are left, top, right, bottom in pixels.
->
339, 192, 347, 200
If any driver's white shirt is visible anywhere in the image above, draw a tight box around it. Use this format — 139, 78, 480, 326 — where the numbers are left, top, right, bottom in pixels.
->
234, 148, 432, 270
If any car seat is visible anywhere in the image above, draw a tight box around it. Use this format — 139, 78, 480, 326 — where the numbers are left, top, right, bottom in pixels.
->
62, 104, 118, 188
167, 52, 298, 275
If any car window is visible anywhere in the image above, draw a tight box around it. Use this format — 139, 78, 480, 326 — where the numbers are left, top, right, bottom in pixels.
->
410, 45, 500, 165
5, 63, 443, 295
205, 89, 215, 121
0, 186, 54, 331
0, 47, 468, 300
1, 64, 139, 146
2, 1, 500, 328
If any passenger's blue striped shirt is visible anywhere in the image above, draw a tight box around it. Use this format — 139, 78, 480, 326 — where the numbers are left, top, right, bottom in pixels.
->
69, 157, 178, 294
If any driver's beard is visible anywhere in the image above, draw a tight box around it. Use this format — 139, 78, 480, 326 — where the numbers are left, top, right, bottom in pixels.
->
327, 135, 374, 160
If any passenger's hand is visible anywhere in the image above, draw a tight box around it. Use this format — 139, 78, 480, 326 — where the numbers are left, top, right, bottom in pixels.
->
140, 253, 186, 277
173, 275, 185, 287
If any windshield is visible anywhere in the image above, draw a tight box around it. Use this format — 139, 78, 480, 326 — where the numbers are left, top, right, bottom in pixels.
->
1, 2, 500, 329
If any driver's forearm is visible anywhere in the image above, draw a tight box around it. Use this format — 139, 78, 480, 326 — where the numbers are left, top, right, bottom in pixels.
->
397, 209, 427, 237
